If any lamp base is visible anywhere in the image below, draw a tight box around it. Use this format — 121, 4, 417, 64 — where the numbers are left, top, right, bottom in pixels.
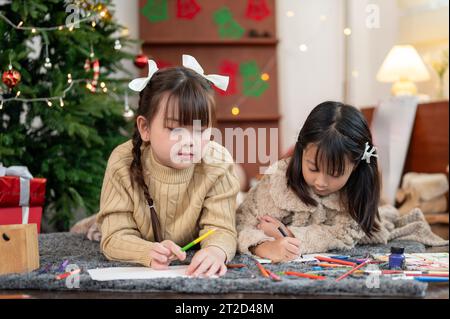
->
391, 80, 417, 96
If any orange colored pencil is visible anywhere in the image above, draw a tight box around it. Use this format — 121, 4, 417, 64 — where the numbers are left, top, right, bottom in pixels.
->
255, 261, 270, 278
55, 268, 81, 280
336, 259, 371, 282
284, 271, 326, 280
314, 256, 357, 267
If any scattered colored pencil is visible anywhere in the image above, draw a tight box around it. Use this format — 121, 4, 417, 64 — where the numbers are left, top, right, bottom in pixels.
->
181, 229, 216, 252
314, 256, 357, 267
55, 268, 81, 280
317, 263, 353, 268
226, 264, 246, 269
284, 271, 326, 280
255, 261, 270, 278
414, 277, 449, 283
266, 269, 282, 281
336, 259, 371, 282
57, 259, 69, 272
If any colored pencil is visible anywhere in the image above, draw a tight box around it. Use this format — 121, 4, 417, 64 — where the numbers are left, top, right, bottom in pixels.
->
181, 229, 216, 252
314, 256, 357, 267
414, 277, 449, 283
266, 269, 282, 281
226, 264, 246, 269
255, 261, 270, 278
278, 226, 288, 237
317, 263, 353, 268
336, 259, 371, 282
284, 271, 326, 280
55, 268, 81, 280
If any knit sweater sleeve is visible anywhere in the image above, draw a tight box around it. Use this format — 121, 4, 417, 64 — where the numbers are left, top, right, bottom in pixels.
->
289, 212, 366, 255
198, 164, 240, 263
236, 176, 279, 255
96, 159, 154, 267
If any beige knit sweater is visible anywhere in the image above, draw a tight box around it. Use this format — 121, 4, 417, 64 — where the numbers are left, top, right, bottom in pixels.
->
96, 140, 240, 267
237, 158, 449, 255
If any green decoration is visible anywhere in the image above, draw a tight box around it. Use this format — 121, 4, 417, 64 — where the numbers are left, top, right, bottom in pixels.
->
141, 0, 169, 23
240, 61, 269, 97
213, 7, 244, 39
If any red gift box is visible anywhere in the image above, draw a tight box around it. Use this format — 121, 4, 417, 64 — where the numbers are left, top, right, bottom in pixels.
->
0, 207, 43, 233
0, 176, 46, 207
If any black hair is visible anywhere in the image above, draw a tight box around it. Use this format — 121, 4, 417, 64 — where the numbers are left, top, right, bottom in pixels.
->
286, 101, 381, 236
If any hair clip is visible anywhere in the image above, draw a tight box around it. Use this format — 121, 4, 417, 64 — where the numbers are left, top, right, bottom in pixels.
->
361, 142, 378, 164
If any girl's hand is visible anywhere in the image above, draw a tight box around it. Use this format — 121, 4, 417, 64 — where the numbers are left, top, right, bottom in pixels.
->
252, 237, 301, 263
186, 246, 227, 278
257, 215, 294, 239
150, 240, 186, 270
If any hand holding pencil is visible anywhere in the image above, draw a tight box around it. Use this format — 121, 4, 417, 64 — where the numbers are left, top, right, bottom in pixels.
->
150, 240, 186, 270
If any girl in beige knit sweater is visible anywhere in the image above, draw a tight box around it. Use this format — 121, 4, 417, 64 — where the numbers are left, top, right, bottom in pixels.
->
237, 101, 448, 262
91, 56, 240, 277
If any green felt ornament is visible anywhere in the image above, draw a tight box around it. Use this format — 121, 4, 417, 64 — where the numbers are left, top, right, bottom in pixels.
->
141, 0, 169, 23
240, 61, 269, 97
213, 7, 244, 39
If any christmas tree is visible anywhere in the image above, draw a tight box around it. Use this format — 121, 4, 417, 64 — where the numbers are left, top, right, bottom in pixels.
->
0, 0, 136, 231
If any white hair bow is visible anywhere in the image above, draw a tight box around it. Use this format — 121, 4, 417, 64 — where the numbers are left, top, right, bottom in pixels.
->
128, 54, 229, 92
361, 142, 378, 164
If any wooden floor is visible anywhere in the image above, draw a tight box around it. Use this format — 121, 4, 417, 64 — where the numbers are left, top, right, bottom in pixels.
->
1, 246, 448, 299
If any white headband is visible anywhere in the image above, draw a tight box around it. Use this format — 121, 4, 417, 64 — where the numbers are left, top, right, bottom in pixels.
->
128, 54, 229, 92
361, 142, 378, 164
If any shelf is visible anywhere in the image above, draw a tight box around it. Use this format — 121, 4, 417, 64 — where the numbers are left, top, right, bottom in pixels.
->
143, 39, 279, 46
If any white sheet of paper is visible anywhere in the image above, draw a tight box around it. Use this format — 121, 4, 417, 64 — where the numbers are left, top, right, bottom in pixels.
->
87, 265, 189, 281
255, 253, 338, 264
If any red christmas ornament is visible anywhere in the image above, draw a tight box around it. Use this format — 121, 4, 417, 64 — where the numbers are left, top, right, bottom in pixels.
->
2, 68, 21, 89
176, 0, 201, 20
215, 60, 238, 96
134, 54, 149, 69
245, 0, 271, 21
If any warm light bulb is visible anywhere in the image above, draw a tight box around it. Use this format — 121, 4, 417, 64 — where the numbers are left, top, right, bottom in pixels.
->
261, 73, 270, 81
47, 100, 52, 107
231, 107, 240, 116
60, 98, 64, 107
299, 44, 308, 52
344, 28, 352, 36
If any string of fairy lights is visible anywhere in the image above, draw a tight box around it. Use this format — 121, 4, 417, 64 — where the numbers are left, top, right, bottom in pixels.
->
0, 3, 131, 116
1, 3, 355, 119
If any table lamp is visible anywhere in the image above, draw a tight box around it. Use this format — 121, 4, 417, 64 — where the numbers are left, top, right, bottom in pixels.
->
377, 45, 430, 96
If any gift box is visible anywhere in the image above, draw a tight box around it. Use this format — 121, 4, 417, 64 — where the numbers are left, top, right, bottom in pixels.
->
0, 165, 46, 233
0, 207, 43, 233
0, 176, 46, 207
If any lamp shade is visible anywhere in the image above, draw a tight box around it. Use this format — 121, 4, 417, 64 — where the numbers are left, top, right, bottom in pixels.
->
377, 45, 430, 82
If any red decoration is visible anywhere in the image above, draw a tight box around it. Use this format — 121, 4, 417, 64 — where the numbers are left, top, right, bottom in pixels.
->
176, 0, 201, 20
134, 53, 149, 69
84, 59, 100, 92
0, 176, 47, 207
0, 207, 43, 233
2, 68, 21, 89
215, 60, 238, 96
156, 60, 173, 69
245, 0, 271, 21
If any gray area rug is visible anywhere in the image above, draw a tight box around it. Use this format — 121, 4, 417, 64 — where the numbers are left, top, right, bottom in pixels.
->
0, 232, 433, 297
